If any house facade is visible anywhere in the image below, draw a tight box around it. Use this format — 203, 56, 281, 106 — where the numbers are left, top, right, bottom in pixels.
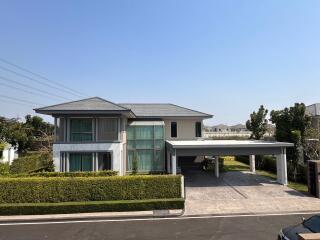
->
35, 97, 212, 175
306, 103, 320, 131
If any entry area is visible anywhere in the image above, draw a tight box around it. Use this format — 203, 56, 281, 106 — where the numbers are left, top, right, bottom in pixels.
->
183, 170, 320, 216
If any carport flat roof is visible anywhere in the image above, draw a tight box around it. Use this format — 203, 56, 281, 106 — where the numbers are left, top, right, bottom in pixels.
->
166, 140, 294, 149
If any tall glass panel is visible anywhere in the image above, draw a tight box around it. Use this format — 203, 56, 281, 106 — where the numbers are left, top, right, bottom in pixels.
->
81, 153, 93, 171
70, 119, 93, 142
135, 126, 153, 139
137, 150, 153, 171
69, 153, 82, 171
126, 123, 165, 172
69, 153, 93, 172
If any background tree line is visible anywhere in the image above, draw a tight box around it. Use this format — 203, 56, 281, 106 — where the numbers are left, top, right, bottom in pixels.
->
0, 114, 54, 153
246, 103, 318, 182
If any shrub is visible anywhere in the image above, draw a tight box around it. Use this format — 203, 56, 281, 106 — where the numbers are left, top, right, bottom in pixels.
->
6, 170, 118, 178
0, 198, 184, 215
0, 175, 182, 203
9, 152, 54, 174
0, 163, 9, 176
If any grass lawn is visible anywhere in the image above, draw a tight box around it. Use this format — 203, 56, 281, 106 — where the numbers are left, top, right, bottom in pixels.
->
221, 157, 309, 195
221, 157, 250, 172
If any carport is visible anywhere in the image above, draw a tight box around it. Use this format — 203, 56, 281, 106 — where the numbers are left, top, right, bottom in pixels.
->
166, 140, 294, 185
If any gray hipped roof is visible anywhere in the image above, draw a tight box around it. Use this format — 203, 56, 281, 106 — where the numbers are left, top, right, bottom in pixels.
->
119, 103, 212, 118
34, 97, 213, 118
34, 97, 133, 115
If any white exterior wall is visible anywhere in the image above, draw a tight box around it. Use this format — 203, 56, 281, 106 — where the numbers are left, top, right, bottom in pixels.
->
164, 119, 203, 140
53, 143, 124, 175
1, 146, 17, 164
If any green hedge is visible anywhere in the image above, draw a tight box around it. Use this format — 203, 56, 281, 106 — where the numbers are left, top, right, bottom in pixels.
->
0, 198, 185, 215
0, 175, 182, 203
5, 170, 118, 178
9, 152, 54, 174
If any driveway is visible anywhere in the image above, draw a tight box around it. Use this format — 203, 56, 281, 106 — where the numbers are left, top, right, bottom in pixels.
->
183, 170, 320, 216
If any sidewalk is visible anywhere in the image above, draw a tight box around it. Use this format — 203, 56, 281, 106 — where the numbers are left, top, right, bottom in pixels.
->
0, 209, 184, 223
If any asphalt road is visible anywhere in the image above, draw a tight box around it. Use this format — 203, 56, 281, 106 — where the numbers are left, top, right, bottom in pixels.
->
0, 213, 314, 240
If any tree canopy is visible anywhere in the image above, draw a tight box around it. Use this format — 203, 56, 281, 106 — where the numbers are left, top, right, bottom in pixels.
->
270, 103, 311, 142
0, 115, 53, 153
246, 105, 268, 140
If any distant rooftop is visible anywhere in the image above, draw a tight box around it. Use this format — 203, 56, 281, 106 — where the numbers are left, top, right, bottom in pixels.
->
119, 103, 212, 118
306, 103, 320, 116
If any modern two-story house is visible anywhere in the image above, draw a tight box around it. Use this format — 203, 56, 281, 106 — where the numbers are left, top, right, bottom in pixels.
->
35, 97, 212, 175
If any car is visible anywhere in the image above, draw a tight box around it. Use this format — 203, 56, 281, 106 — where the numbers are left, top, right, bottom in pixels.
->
278, 215, 320, 240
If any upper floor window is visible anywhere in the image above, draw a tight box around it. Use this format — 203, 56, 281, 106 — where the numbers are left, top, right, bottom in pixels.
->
171, 122, 177, 138
97, 118, 118, 141
70, 118, 93, 142
55, 117, 65, 142
195, 122, 202, 137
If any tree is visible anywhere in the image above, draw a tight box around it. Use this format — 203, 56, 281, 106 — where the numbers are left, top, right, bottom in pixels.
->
0, 115, 54, 153
246, 105, 268, 140
131, 151, 139, 175
270, 103, 311, 142
270, 103, 311, 181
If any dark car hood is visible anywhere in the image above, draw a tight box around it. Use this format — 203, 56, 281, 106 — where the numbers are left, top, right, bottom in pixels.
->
283, 224, 313, 240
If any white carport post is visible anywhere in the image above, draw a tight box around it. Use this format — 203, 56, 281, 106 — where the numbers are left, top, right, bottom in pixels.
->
276, 148, 288, 185
249, 155, 256, 173
215, 156, 219, 178
172, 150, 177, 175
166, 150, 171, 174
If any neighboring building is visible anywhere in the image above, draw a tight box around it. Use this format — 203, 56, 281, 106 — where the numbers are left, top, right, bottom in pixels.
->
35, 97, 212, 175
204, 124, 251, 138
306, 103, 320, 131
0, 143, 18, 164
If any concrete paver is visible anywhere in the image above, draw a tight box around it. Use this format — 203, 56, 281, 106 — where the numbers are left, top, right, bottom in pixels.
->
184, 170, 320, 216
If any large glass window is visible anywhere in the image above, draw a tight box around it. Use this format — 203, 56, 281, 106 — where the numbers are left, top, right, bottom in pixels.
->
97, 118, 118, 141
69, 153, 93, 171
70, 118, 93, 142
127, 123, 165, 172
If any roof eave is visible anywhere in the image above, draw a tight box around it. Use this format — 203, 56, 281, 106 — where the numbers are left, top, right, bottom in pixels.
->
34, 109, 136, 117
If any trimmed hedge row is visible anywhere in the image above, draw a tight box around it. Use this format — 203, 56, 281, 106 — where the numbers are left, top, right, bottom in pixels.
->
0, 199, 184, 215
5, 170, 118, 178
9, 152, 54, 174
0, 175, 182, 203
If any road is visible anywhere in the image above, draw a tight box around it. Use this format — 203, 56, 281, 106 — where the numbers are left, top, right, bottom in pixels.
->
0, 213, 314, 240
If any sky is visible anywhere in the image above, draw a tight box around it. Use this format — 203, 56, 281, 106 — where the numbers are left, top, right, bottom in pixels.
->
0, 0, 320, 125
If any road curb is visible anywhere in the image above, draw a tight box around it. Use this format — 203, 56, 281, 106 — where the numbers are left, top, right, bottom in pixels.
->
0, 209, 184, 223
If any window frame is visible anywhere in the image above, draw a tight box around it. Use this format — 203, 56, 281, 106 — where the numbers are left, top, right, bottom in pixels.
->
69, 117, 94, 142
195, 121, 202, 138
171, 121, 177, 138
96, 117, 119, 142
68, 152, 94, 172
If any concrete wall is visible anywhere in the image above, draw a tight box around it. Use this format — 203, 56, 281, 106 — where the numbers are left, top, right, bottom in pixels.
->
53, 143, 124, 175
164, 118, 203, 140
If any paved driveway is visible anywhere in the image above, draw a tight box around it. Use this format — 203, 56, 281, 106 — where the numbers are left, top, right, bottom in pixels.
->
183, 170, 320, 216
